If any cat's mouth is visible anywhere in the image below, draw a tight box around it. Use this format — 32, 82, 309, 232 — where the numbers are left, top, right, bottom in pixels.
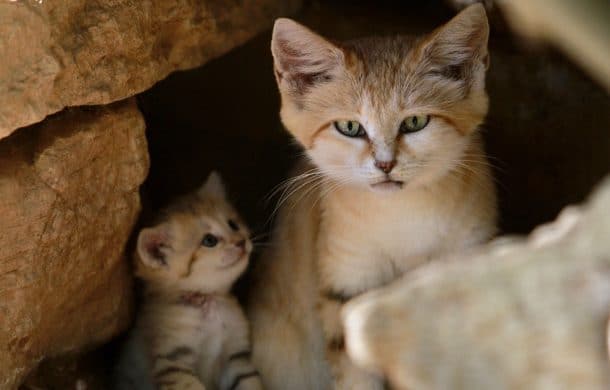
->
370, 179, 404, 191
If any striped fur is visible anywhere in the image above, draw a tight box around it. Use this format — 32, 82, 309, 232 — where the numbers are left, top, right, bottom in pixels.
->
115, 172, 262, 390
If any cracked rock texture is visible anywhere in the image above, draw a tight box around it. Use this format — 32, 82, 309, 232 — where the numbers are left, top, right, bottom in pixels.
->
0, 99, 149, 389
0, 0, 301, 140
343, 177, 610, 390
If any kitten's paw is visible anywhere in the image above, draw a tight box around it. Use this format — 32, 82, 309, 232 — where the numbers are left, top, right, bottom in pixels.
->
232, 375, 263, 390
157, 376, 206, 390
226, 372, 263, 390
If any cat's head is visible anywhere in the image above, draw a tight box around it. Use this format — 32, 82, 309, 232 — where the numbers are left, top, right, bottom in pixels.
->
135, 172, 252, 293
272, 4, 489, 192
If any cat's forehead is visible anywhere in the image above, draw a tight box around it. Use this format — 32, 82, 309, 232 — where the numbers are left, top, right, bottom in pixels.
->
339, 35, 466, 117
349, 37, 418, 81
343, 36, 423, 110
347, 35, 417, 69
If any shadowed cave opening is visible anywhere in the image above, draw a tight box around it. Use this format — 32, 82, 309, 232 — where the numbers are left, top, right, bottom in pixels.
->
22, 0, 610, 388
139, 0, 609, 238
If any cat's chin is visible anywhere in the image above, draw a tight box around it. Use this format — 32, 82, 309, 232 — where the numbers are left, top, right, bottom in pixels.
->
369, 179, 404, 193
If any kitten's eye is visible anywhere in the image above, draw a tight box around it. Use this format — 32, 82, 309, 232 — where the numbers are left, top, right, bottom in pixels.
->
228, 219, 239, 231
400, 115, 430, 133
333, 120, 365, 137
201, 234, 218, 248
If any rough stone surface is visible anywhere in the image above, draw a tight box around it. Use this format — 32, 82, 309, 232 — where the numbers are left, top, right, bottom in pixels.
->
0, 0, 301, 140
0, 99, 149, 389
343, 177, 610, 389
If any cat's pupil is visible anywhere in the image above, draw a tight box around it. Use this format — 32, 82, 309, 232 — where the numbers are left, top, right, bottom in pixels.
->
228, 219, 239, 231
202, 233, 218, 248
348, 122, 353, 131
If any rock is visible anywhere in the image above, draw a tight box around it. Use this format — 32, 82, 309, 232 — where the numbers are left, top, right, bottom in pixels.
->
0, 99, 149, 389
0, 0, 301, 140
343, 177, 610, 389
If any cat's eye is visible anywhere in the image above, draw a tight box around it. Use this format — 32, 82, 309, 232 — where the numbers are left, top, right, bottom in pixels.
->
400, 115, 430, 133
228, 219, 239, 231
334, 120, 365, 138
201, 233, 218, 248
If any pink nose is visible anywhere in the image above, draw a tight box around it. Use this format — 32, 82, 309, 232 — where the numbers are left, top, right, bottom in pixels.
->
235, 239, 246, 249
374, 159, 396, 174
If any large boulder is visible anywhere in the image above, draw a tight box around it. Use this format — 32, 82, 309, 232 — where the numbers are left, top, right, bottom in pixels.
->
343, 177, 610, 389
0, 0, 301, 139
0, 99, 149, 389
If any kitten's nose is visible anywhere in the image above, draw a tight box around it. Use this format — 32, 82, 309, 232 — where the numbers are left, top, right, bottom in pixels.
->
374, 159, 396, 174
235, 239, 246, 249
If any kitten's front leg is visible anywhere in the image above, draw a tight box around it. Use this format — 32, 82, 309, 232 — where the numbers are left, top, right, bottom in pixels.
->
153, 365, 206, 390
319, 291, 384, 390
220, 350, 263, 390
152, 346, 206, 390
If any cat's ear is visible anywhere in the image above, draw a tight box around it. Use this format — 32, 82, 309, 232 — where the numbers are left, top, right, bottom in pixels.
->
137, 225, 172, 268
419, 3, 489, 81
271, 18, 343, 95
197, 171, 226, 199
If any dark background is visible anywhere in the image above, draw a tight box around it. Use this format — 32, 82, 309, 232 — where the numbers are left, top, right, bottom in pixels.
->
138, 0, 610, 237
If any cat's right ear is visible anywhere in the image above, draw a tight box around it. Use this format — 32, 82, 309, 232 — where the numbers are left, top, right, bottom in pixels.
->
137, 225, 171, 268
271, 18, 343, 96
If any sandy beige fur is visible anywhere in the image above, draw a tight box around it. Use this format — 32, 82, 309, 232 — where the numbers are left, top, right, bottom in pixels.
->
115, 173, 262, 390
248, 4, 497, 389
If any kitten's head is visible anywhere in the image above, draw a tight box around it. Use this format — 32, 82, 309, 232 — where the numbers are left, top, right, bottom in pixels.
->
272, 4, 489, 192
135, 172, 252, 293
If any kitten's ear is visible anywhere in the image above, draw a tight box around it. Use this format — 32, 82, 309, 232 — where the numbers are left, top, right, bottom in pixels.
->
198, 171, 226, 199
137, 225, 171, 268
271, 18, 343, 95
419, 4, 489, 81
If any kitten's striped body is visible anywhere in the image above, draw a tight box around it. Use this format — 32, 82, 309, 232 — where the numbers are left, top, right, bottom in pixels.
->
117, 293, 260, 390
115, 173, 262, 390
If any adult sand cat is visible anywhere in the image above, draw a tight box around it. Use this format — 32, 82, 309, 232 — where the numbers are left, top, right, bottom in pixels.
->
115, 173, 262, 390
248, 4, 497, 389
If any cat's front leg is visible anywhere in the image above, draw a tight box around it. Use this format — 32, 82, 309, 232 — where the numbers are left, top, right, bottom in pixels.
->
319, 291, 384, 390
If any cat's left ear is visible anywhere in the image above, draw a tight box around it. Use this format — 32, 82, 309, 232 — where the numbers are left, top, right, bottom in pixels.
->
197, 171, 226, 199
419, 3, 489, 81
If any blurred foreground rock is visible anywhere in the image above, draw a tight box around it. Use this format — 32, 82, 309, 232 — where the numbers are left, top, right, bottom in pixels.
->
0, 99, 149, 389
0, 0, 301, 139
343, 177, 610, 389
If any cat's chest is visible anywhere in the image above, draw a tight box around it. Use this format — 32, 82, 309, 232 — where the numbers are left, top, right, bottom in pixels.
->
318, 195, 458, 294
323, 199, 453, 260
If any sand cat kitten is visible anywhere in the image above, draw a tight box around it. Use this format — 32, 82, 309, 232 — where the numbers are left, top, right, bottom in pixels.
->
115, 172, 262, 390
247, 4, 497, 389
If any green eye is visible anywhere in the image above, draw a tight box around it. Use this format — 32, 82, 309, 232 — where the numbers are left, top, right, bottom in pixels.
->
400, 115, 430, 133
333, 120, 365, 137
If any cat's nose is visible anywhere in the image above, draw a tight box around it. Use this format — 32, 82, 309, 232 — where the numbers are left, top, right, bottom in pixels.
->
235, 239, 246, 249
374, 159, 396, 174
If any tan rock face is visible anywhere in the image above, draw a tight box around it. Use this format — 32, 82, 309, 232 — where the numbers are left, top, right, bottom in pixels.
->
343, 177, 610, 389
0, 0, 301, 140
0, 99, 149, 389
